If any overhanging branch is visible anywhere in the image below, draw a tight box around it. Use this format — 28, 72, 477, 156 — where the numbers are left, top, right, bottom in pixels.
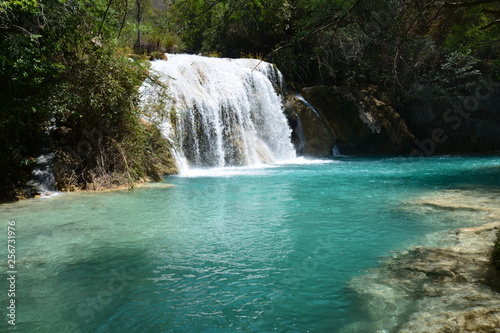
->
481, 18, 500, 29
267, 0, 365, 57
443, 0, 500, 8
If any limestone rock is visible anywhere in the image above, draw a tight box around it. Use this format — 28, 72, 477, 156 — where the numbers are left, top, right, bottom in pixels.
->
284, 93, 336, 157
300, 85, 415, 155
343, 207, 500, 333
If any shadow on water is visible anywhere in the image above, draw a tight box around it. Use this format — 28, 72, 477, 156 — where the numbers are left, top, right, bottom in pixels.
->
1, 244, 162, 333
331, 155, 500, 190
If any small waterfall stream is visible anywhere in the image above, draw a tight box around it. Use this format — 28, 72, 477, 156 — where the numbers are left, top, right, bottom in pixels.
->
29, 153, 56, 195
295, 94, 322, 119
142, 54, 295, 172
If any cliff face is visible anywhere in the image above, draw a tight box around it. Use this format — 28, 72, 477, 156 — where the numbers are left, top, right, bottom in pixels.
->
408, 90, 500, 155
284, 93, 336, 157
285, 83, 500, 158
286, 86, 415, 156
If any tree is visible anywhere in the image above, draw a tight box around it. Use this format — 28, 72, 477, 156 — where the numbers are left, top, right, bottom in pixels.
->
0, 0, 175, 200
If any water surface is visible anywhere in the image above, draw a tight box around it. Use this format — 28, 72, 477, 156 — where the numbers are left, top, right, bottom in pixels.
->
1, 156, 499, 332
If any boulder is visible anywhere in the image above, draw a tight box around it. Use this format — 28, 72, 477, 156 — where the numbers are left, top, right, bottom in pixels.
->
284, 93, 336, 157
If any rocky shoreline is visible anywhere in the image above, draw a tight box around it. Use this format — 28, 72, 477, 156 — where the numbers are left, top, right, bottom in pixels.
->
20, 180, 176, 202
343, 189, 500, 333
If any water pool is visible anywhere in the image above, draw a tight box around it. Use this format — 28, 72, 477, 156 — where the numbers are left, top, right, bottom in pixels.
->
1, 156, 499, 332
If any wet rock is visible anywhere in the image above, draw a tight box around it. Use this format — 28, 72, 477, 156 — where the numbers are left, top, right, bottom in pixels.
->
300, 85, 414, 155
409, 89, 500, 154
284, 92, 336, 156
399, 305, 500, 333
343, 220, 500, 333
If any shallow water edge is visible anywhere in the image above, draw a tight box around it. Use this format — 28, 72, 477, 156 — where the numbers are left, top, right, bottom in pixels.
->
345, 188, 500, 333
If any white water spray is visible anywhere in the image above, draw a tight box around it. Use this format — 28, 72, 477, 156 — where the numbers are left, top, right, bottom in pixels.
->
142, 54, 295, 172
29, 153, 57, 196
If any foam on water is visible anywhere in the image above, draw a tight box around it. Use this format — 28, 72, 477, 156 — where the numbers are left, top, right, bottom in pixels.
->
176, 157, 337, 178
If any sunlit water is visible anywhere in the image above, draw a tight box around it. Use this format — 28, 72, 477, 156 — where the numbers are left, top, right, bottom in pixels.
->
1, 156, 499, 332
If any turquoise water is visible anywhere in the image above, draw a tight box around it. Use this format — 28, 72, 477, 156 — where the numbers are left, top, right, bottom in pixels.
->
1, 156, 499, 332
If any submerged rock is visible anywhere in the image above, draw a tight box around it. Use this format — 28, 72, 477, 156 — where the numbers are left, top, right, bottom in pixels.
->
342, 190, 500, 333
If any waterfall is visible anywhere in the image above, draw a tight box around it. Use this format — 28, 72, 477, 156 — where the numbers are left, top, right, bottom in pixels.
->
142, 54, 295, 171
292, 111, 305, 155
29, 153, 56, 195
295, 94, 322, 119
332, 145, 342, 157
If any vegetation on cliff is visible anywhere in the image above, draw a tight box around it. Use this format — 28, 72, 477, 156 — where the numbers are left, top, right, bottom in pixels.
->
0, 0, 176, 201
162, 0, 499, 85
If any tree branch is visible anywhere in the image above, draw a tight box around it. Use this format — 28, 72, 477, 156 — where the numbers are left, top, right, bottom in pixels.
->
443, 0, 499, 8
117, 0, 128, 39
480, 18, 500, 29
265, 0, 365, 58
98, 0, 114, 36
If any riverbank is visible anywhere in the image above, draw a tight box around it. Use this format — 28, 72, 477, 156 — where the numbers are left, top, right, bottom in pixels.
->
343, 188, 500, 333
10, 179, 176, 203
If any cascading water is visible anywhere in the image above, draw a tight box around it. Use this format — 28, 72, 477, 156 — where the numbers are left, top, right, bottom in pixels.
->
295, 94, 322, 119
29, 153, 56, 195
332, 145, 342, 157
142, 54, 295, 172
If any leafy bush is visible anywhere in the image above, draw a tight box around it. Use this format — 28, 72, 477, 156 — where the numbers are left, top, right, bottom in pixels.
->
48, 39, 177, 190
0, 0, 177, 200
409, 50, 482, 104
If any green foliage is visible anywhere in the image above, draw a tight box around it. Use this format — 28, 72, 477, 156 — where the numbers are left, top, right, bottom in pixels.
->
443, 4, 500, 57
49, 41, 165, 189
51, 44, 148, 125
409, 50, 482, 103
168, 0, 296, 56
1, 0, 499, 200
0, 0, 59, 200
41, 3, 175, 190
0, 0, 39, 14
0, 0, 176, 200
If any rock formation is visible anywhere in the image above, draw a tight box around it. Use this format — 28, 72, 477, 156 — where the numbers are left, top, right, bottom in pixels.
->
409, 89, 500, 154
342, 189, 500, 333
284, 93, 336, 156
287, 85, 415, 157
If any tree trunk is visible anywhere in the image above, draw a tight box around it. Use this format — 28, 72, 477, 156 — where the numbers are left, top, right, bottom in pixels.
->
136, 0, 142, 52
